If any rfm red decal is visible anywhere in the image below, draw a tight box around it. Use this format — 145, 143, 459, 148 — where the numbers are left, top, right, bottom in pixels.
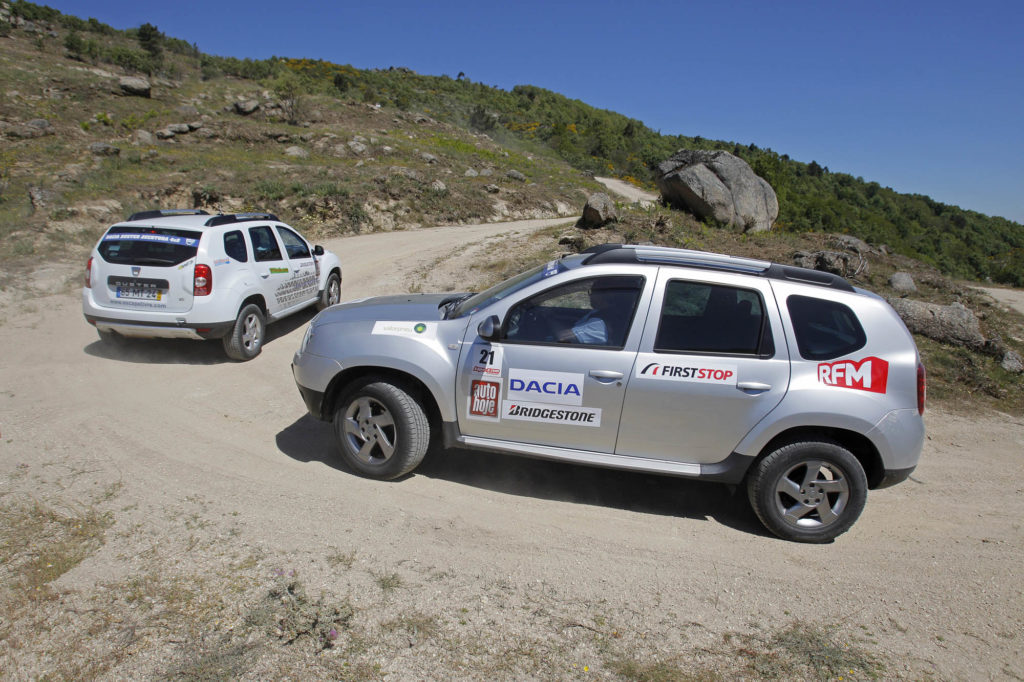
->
817, 356, 889, 394
469, 380, 500, 417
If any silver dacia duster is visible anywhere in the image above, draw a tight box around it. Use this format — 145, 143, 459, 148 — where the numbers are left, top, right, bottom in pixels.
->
292, 244, 925, 542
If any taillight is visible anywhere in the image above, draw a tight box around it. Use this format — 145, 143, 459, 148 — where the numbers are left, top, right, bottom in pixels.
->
194, 264, 212, 296
85, 257, 93, 288
917, 361, 926, 415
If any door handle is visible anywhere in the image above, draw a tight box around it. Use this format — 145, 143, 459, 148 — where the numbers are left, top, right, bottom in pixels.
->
259, 273, 270, 279
589, 370, 624, 380
737, 381, 772, 391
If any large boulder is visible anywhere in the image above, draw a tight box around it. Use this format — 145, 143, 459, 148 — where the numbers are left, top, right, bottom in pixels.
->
578, 192, 618, 228
655, 149, 778, 232
887, 298, 985, 350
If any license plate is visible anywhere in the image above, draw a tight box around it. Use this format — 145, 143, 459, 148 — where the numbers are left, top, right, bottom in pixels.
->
116, 287, 162, 300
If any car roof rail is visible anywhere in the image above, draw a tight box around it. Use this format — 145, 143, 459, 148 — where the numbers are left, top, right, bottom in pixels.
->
581, 243, 855, 292
128, 208, 210, 221
204, 212, 280, 227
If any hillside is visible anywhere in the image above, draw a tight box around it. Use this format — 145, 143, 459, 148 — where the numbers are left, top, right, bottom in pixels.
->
2, 0, 1023, 287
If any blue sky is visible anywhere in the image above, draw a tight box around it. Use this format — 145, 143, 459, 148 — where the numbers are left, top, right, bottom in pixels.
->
52, 0, 1024, 223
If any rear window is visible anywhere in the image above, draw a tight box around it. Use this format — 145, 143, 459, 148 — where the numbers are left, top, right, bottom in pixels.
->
98, 226, 201, 266
787, 295, 866, 360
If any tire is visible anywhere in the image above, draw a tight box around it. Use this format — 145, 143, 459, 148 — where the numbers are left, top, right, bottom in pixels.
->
332, 381, 429, 480
317, 271, 341, 311
746, 440, 867, 543
222, 303, 265, 361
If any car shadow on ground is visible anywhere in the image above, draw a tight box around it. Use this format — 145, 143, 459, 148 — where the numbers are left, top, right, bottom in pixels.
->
275, 415, 767, 537
82, 307, 317, 365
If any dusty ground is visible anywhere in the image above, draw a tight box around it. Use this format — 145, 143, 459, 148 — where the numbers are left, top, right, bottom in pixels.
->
1, 219, 1022, 680
594, 177, 659, 206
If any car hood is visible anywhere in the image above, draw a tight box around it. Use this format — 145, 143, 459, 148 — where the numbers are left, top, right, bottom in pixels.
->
314, 292, 465, 325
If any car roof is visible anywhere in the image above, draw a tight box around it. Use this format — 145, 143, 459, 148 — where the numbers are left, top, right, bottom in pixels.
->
111, 210, 282, 231
580, 244, 856, 293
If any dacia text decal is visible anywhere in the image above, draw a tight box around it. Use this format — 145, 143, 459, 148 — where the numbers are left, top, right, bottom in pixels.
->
636, 357, 738, 385
501, 401, 601, 427
507, 369, 584, 406
818, 356, 889, 394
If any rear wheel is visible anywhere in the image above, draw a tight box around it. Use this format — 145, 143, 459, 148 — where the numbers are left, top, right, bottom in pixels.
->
747, 440, 867, 543
318, 271, 341, 310
332, 380, 429, 480
222, 303, 265, 361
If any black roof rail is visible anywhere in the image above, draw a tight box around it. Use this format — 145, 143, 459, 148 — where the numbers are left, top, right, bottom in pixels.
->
204, 212, 279, 227
580, 243, 855, 292
128, 208, 210, 221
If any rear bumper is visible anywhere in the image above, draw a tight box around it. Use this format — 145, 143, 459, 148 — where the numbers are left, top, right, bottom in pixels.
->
86, 315, 233, 340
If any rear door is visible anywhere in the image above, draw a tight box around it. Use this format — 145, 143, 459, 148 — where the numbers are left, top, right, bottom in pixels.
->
92, 226, 201, 313
615, 268, 791, 464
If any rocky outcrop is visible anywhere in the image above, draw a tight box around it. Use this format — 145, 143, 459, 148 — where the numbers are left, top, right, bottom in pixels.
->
119, 76, 151, 98
655, 149, 778, 232
233, 99, 260, 116
578, 193, 617, 228
887, 299, 985, 350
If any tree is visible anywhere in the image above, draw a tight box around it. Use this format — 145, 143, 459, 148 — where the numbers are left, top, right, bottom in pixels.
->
270, 70, 309, 124
137, 23, 163, 59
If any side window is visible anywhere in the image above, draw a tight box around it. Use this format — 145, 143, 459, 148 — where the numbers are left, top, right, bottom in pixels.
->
248, 225, 282, 262
787, 295, 866, 360
223, 230, 248, 262
655, 280, 772, 356
277, 226, 311, 259
504, 276, 644, 348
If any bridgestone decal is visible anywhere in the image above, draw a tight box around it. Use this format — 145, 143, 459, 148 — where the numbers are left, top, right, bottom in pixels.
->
501, 400, 601, 427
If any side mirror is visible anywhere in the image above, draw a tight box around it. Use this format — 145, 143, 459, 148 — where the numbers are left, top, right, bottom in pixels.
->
477, 315, 501, 341
313, 245, 325, 256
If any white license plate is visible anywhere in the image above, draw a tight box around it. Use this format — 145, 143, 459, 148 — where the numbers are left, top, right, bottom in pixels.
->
116, 287, 162, 300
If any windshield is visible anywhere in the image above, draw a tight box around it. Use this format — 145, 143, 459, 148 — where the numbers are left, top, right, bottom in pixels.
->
449, 257, 578, 318
98, 226, 201, 266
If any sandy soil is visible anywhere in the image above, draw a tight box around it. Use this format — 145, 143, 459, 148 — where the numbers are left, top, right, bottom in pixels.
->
1, 219, 1022, 679
975, 285, 1024, 318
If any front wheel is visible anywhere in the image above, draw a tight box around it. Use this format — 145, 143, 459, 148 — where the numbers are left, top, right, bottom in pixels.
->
332, 381, 429, 480
222, 303, 265, 361
318, 271, 341, 310
746, 440, 867, 543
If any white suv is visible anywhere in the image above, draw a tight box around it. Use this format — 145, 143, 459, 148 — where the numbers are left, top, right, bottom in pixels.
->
83, 209, 342, 360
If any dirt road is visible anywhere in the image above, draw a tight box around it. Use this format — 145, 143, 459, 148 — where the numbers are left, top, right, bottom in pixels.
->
1, 219, 1022, 679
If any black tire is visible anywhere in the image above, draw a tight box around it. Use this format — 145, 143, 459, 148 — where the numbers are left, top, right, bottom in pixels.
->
332, 380, 429, 480
746, 440, 867, 543
222, 303, 265, 361
318, 271, 341, 311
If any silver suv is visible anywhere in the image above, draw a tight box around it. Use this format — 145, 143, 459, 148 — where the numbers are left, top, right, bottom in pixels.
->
83, 209, 342, 360
292, 244, 925, 542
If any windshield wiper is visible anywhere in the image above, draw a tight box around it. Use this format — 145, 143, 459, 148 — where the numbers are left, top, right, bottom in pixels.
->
440, 292, 475, 319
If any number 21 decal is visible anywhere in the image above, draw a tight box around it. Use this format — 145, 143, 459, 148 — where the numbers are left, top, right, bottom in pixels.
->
470, 343, 503, 376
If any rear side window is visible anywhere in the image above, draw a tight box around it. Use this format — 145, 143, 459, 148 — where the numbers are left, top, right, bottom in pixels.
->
787, 295, 866, 360
98, 227, 200, 266
656, 280, 772, 356
249, 225, 282, 262
224, 230, 248, 262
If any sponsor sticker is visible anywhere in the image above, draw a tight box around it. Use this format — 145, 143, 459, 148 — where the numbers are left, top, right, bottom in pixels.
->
636, 357, 738, 385
507, 369, 584, 406
542, 259, 561, 278
103, 233, 199, 247
501, 400, 602, 427
818, 356, 889, 394
372, 321, 437, 337
269, 267, 289, 274
214, 258, 231, 267
470, 343, 503, 376
467, 379, 501, 421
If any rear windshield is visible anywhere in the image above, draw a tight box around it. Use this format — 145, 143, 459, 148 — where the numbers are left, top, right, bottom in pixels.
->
98, 226, 201, 266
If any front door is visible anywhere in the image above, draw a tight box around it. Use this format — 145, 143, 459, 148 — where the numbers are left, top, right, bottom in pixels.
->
456, 273, 650, 454
248, 224, 291, 317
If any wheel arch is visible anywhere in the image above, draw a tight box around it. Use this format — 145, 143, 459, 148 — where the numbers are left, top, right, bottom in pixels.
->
239, 293, 267, 316
323, 366, 443, 437
752, 426, 885, 489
